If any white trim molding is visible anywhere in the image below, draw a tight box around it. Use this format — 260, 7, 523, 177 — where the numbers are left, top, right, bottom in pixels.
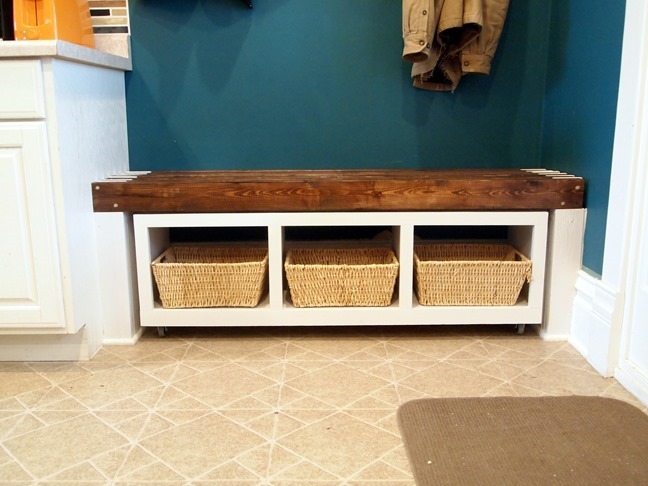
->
616, 361, 648, 407
595, 0, 648, 403
568, 0, 648, 403
569, 271, 625, 376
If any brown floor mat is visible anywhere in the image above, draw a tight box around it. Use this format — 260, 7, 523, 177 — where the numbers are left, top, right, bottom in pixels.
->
397, 396, 648, 485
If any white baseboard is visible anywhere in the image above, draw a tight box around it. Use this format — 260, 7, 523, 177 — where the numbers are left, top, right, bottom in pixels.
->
569, 270, 624, 376
102, 326, 145, 345
615, 360, 648, 407
0, 327, 89, 361
539, 332, 572, 342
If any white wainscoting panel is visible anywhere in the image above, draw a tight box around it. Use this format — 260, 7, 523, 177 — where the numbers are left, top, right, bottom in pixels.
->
570, 271, 624, 376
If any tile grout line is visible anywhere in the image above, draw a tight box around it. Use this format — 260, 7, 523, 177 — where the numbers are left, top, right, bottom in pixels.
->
0, 441, 38, 482
108, 341, 277, 482
346, 442, 416, 484
4, 382, 92, 481
108, 359, 195, 482
85, 352, 226, 482
263, 339, 348, 483
263, 340, 287, 481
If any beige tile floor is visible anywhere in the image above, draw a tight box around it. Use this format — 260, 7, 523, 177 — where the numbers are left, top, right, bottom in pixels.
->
1, 325, 646, 485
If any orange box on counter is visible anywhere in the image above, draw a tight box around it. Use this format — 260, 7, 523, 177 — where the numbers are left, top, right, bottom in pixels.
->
12, 0, 94, 48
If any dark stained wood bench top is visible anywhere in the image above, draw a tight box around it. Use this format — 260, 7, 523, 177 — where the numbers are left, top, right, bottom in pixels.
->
91, 169, 584, 213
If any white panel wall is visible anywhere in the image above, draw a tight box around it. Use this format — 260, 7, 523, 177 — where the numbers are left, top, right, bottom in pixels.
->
47, 58, 129, 354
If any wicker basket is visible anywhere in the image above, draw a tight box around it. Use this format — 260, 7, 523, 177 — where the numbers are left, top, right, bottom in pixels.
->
285, 247, 399, 307
151, 246, 268, 308
414, 243, 532, 306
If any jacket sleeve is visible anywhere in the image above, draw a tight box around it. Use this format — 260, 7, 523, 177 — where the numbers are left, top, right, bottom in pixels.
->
460, 0, 510, 75
411, 0, 482, 92
437, 0, 482, 56
402, 0, 438, 63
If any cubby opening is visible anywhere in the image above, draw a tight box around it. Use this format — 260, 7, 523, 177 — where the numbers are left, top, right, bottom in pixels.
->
414, 225, 508, 241
169, 226, 268, 244
150, 226, 270, 309
283, 225, 399, 308
413, 225, 535, 306
283, 225, 394, 243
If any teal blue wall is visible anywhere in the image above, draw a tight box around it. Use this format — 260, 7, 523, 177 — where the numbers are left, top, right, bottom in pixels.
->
541, 0, 625, 274
126, 0, 550, 170
125, 0, 626, 274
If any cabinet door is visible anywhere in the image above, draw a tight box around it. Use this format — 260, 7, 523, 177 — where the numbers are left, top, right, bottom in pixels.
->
0, 124, 64, 329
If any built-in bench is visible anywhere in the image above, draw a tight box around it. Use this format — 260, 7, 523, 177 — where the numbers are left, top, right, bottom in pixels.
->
92, 168, 584, 213
91, 169, 586, 340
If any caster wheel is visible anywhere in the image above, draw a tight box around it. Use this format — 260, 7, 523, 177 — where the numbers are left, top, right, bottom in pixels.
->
514, 324, 526, 335
157, 326, 169, 337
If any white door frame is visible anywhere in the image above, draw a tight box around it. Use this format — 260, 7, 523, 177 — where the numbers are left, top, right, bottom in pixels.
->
609, 0, 648, 404
580, 0, 648, 405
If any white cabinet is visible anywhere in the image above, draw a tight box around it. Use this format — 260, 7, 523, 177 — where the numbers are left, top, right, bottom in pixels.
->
134, 211, 548, 330
0, 55, 129, 341
0, 124, 64, 329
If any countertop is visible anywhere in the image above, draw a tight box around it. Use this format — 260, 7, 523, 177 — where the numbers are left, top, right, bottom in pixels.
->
0, 39, 131, 71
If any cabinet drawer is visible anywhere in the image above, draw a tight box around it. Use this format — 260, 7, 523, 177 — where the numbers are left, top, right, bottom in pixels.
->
0, 60, 46, 119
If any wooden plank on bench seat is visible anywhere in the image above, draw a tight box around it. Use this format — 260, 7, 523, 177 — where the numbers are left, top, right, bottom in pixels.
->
91, 169, 584, 213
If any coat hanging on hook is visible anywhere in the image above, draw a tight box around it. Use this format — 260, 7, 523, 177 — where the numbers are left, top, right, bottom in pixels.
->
402, 0, 510, 92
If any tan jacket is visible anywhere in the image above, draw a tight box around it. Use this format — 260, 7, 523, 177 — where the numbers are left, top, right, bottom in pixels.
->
402, 0, 509, 91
